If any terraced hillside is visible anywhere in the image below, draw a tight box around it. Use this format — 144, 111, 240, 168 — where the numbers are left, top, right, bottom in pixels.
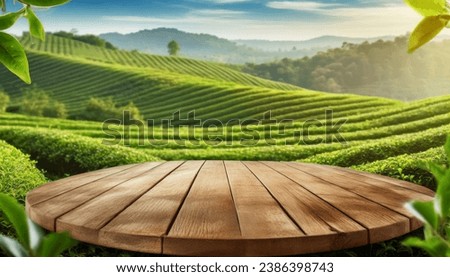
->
0, 35, 399, 123
0, 93, 448, 189
19, 34, 295, 90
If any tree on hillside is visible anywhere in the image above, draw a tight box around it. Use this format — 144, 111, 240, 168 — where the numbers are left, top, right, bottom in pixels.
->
168, 40, 180, 56
0, 91, 10, 113
19, 88, 67, 118
81, 97, 143, 123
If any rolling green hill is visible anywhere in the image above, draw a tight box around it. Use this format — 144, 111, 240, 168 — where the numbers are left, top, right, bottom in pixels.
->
0, 34, 399, 123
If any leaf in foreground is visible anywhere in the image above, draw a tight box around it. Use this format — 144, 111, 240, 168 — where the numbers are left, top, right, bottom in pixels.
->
408, 15, 449, 53
404, 0, 448, 16
0, 193, 29, 247
0, 32, 31, 84
25, 7, 45, 41
0, 10, 24, 30
36, 232, 77, 257
20, 0, 71, 7
0, 235, 28, 257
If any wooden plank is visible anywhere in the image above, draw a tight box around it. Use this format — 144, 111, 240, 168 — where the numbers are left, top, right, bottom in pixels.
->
242, 161, 368, 253
56, 161, 184, 245
265, 161, 410, 243
99, 161, 204, 254
26, 164, 136, 206
224, 161, 302, 238
165, 161, 241, 255
27, 162, 163, 231
291, 163, 434, 230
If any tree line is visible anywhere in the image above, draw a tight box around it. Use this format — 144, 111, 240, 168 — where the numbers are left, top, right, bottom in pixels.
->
243, 36, 450, 100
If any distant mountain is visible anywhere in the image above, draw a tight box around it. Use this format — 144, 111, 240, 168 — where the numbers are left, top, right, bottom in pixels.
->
100, 28, 267, 64
100, 28, 394, 64
234, 35, 395, 52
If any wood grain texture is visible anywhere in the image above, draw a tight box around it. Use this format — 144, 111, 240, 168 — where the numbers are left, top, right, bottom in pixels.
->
291, 162, 434, 230
266, 162, 411, 243
56, 161, 182, 244
99, 161, 204, 253
28, 162, 162, 231
25, 161, 435, 256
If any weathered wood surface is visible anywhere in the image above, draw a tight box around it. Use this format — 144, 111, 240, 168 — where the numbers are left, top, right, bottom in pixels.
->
26, 161, 434, 256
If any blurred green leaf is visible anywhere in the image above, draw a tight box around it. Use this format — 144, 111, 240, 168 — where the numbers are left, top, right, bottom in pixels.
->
0, 193, 29, 247
435, 170, 450, 217
0, 32, 31, 84
36, 231, 77, 257
0, 235, 28, 257
406, 200, 438, 228
21, 0, 71, 7
0, 10, 24, 30
403, 236, 448, 256
27, 218, 44, 253
25, 7, 45, 41
0, 0, 5, 12
445, 136, 450, 163
408, 15, 449, 53
405, 0, 448, 16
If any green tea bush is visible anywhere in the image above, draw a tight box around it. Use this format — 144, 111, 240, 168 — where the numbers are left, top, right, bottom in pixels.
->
353, 147, 446, 190
0, 127, 160, 176
80, 97, 143, 123
0, 140, 46, 201
0, 92, 9, 113
19, 88, 67, 119
304, 125, 450, 167
0, 140, 46, 240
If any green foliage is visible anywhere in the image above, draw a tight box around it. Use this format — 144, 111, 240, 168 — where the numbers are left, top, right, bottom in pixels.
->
19, 88, 67, 118
0, 0, 68, 83
82, 97, 120, 121
406, 0, 450, 52
0, 139, 46, 245
0, 140, 46, 200
81, 97, 142, 123
354, 147, 446, 190
21, 0, 71, 7
53, 31, 117, 50
25, 6, 44, 41
19, 88, 49, 116
44, 100, 67, 119
403, 138, 450, 256
168, 40, 180, 56
0, 9, 24, 30
408, 15, 450, 53
0, 193, 76, 257
0, 127, 159, 176
405, 0, 448, 16
122, 101, 143, 124
243, 36, 450, 100
0, 91, 9, 112
0, 32, 30, 83
304, 125, 450, 167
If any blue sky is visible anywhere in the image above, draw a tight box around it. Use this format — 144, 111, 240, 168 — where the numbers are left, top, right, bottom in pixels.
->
9, 0, 427, 40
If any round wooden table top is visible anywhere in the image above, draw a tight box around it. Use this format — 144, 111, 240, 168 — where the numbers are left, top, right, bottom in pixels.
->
25, 161, 434, 256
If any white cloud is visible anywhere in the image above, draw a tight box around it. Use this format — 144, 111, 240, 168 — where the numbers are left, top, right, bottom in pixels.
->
267, 1, 344, 11
191, 9, 247, 16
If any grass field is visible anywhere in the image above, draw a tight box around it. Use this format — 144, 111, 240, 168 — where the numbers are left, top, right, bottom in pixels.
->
0, 34, 447, 257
